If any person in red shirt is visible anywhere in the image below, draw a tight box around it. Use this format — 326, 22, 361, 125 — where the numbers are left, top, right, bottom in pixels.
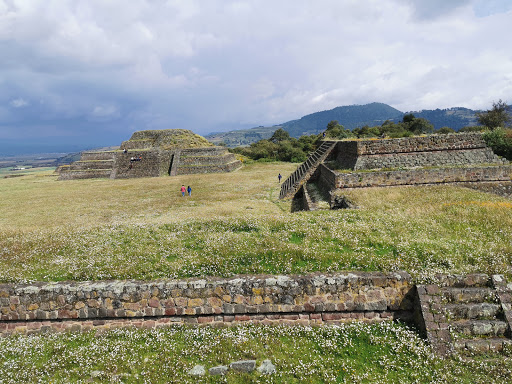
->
181, 185, 186, 197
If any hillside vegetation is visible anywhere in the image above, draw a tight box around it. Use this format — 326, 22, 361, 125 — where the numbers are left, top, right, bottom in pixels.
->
206, 102, 479, 147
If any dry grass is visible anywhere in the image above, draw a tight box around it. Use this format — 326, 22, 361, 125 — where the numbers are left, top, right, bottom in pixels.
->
0, 163, 511, 282
0, 163, 294, 231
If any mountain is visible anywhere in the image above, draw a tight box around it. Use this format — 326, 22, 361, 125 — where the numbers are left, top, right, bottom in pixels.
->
281, 102, 403, 137
410, 107, 478, 130
206, 103, 480, 147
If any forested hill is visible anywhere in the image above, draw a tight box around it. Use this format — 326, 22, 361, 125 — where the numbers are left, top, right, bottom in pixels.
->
412, 107, 478, 130
206, 103, 479, 147
280, 102, 402, 137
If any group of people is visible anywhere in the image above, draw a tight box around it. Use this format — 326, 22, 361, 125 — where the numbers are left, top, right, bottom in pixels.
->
180, 185, 192, 197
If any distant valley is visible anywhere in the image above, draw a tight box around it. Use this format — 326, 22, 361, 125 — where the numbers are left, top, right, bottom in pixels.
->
206, 102, 479, 147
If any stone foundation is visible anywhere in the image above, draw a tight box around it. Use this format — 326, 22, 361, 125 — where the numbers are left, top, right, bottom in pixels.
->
1, 272, 511, 357
317, 164, 512, 189
0, 272, 413, 336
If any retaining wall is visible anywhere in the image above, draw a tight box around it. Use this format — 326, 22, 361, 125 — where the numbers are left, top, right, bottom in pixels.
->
58, 169, 112, 180
0, 272, 413, 336
334, 133, 506, 171
332, 165, 512, 189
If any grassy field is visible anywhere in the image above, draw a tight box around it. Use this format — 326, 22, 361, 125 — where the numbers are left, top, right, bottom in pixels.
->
0, 323, 510, 384
0, 163, 510, 283
1, 163, 512, 383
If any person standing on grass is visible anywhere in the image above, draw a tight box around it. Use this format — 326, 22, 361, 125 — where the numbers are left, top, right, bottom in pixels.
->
181, 185, 186, 197
187, 185, 192, 196
278, 173, 282, 183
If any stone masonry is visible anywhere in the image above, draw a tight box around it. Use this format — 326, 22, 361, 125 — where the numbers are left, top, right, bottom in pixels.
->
1, 272, 511, 357
280, 133, 512, 204
0, 272, 413, 336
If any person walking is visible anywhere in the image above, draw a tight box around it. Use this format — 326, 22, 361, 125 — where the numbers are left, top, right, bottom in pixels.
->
180, 185, 186, 197
187, 185, 192, 196
278, 173, 282, 183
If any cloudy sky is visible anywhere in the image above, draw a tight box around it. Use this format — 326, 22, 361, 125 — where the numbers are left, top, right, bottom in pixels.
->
1, 0, 512, 154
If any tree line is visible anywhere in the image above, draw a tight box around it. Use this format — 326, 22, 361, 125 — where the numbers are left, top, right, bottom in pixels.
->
231, 100, 512, 162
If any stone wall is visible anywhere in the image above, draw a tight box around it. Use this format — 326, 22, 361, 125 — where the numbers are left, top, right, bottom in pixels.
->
111, 150, 173, 179
355, 133, 486, 155
334, 133, 506, 171
80, 151, 116, 161
331, 165, 512, 189
58, 169, 112, 180
0, 272, 413, 335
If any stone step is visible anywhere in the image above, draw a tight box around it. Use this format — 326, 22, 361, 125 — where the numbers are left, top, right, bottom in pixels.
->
58, 169, 112, 180
453, 337, 512, 353
80, 151, 116, 161
179, 153, 236, 166
181, 147, 228, 156
69, 160, 114, 171
437, 274, 490, 288
441, 287, 496, 304
450, 319, 508, 337
443, 303, 502, 320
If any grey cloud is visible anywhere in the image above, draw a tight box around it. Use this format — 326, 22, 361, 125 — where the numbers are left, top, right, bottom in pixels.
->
399, 0, 472, 20
0, 0, 511, 154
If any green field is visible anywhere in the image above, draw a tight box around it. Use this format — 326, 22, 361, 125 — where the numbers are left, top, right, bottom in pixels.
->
1, 164, 511, 383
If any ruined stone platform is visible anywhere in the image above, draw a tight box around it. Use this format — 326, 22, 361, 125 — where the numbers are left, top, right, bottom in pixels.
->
58, 129, 242, 180
281, 133, 512, 210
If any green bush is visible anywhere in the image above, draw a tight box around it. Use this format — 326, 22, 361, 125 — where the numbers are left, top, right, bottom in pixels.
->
437, 127, 456, 134
459, 125, 487, 132
483, 128, 512, 160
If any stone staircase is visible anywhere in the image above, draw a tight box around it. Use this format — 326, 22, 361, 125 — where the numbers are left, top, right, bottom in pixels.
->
279, 141, 337, 199
176, 147, 242, 175
58, 151, 116, 180
415, 274, 512, 356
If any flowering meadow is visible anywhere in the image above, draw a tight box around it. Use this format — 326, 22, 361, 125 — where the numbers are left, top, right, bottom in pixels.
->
0, 163, 510, 283
0, 323, 510, 383
1, 164, 511, 383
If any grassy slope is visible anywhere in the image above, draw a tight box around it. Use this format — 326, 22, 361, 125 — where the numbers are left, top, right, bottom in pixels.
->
1, 165, 512, 383
0, 164, 511, 282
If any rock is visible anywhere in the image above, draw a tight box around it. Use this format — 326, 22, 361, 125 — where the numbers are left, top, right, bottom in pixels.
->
230, 360, 256, 372
330, 195, 357, 209
187, 365, 205, 376
257, 359, 276, 375
209, 365, 229, 376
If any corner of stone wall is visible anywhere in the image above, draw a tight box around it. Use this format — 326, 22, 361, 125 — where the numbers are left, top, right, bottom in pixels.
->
412, 284, 453, 356
492, 275, 512, 338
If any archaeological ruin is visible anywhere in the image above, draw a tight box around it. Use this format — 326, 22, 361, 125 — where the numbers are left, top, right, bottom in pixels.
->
1, 272, 511, 356
57, 129, 242, 180
279, 133, 512, 210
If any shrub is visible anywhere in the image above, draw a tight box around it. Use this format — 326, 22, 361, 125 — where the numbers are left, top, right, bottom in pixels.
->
437, 127, 456, 134
483, 128, 512, 160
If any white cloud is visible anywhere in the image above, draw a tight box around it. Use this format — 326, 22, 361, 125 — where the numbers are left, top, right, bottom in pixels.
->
9, 98, 28, 108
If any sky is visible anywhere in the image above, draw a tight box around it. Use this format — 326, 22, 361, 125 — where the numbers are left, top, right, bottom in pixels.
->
1, 0, 512, 154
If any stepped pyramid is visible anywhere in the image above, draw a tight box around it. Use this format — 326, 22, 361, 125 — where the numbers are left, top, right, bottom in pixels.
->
280, 133, 512, 210
58, 129, 242, 180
